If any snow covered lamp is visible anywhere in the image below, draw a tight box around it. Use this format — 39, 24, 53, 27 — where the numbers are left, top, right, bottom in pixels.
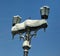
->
12, 15, 22, 26
11, 15, 22, 39
11, 6, 50, 56
40, 6, 50, 19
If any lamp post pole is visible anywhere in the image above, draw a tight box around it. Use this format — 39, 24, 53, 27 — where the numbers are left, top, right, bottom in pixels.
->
22, 28, 31, 56
11, 6, 50, 56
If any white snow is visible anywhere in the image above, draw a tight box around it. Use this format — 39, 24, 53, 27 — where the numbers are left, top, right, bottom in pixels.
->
11, 19, 47, 32
25, 19, 47, 27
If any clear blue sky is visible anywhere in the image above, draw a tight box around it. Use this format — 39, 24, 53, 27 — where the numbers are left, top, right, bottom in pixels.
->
0, 0, 60, 56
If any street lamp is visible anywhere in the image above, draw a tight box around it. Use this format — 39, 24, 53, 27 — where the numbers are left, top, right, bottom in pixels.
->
11, 6, 50, 56
40, 6, 50, 19
12, 15, 21, 26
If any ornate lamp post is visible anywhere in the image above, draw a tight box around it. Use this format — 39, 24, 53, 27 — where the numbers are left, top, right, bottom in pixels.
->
11, 6, 50, 56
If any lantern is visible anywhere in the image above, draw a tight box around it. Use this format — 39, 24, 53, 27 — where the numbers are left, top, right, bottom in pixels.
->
40, 6, 50, 19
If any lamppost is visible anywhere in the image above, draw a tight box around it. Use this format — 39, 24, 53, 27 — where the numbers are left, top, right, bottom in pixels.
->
11, 6, 50, 56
